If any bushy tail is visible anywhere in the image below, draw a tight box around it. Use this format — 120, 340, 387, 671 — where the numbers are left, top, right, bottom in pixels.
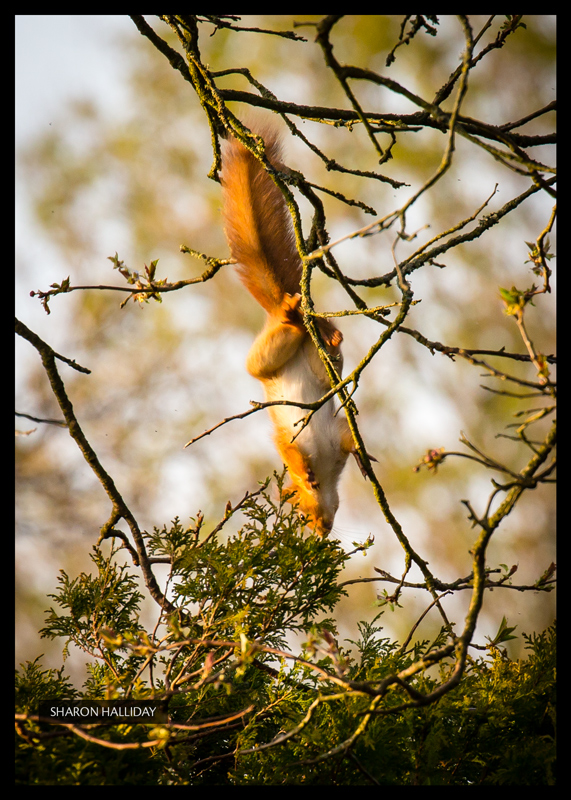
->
221, 129, 302, 314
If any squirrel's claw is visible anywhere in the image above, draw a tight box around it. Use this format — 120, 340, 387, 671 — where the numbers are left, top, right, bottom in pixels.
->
352, 450, 377, 478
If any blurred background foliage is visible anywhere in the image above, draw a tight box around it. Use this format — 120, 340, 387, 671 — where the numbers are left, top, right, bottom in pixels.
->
16, 15, 555, 677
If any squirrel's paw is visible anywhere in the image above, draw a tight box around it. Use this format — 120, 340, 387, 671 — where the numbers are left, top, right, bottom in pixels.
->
327, 329, 343, 348
305, 467, 320, 489
281, 293, 303, 325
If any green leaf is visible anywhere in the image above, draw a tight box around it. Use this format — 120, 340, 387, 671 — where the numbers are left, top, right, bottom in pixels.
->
486, 615, 518, 647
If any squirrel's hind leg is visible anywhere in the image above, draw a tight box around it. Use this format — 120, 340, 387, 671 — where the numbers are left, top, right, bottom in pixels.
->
246, 294, 306, 380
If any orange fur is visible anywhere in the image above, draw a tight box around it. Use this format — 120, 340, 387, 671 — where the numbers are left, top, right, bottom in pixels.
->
221, 128, 354, 536
221, 130, 302, 311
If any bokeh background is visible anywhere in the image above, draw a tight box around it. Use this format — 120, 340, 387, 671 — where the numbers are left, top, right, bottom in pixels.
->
16, 15, 556, 681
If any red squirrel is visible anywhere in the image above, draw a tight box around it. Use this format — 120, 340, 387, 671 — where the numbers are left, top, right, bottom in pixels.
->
221, 128, 356, 536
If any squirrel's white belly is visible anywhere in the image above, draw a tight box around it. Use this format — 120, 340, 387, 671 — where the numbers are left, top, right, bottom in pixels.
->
264, 348, 349, 484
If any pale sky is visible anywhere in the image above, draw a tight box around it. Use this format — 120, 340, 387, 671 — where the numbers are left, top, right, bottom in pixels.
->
16, 15, 134, 144
16, 15, 137, 345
